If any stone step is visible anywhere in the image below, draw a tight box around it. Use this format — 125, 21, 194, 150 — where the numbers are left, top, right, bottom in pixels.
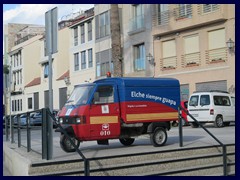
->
29, 144, 235, 176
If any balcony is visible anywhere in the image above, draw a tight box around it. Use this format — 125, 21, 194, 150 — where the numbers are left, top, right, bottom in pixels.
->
206, 47, 227, 64
152, 4, 228, 37
181, 52, 201, 67
14, 34, 37, 46
160, 56, 177, 70
173, 5, 192, 21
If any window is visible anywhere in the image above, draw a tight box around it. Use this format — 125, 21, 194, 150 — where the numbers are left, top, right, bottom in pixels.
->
12, 100, 14, 112
208, 29, 225, 50
80, 24, 85, 44
93, 86, 114, 104
178, 4, 192, 18
131, 4, 144, 31
44, 63, 49, 78
88, 49, 93, 68
214, 96, 231, 106
19, 70, 22, 84
203, 4, 218, 14
81, 51, 86, 70
96, 49, 113, 77
231, 97, 235, 106
88, 21, 92, 41
74, 27, 78, 46
99, 11, 110, 38
200, 95, 210, 106
74, 53, 79, 71
20, 99, 22, 111
134, 44, 145, 71
157, 4, 169, 25
189, 95, 199, 106
162, 40, 177, 68
207, 29, 226, 62
183, 34, 200, 65
28, 97, 33, 109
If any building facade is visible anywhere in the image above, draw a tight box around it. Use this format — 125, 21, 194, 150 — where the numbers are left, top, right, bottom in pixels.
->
152, 4, 235, 100
4, 4, 235, 115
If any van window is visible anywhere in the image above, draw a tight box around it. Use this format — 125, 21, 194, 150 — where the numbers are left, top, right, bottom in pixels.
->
94, 85, 114, 104
200, 95, 210, 106
189, 95, 199, 106
213, 96, 231, 106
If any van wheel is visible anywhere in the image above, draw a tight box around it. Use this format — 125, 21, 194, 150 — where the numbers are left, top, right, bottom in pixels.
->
119, 138, 135, 146
214, 116, 224, 128
150, 127, 167, 147
191, 122, 199, 128
60, 134, 80, 153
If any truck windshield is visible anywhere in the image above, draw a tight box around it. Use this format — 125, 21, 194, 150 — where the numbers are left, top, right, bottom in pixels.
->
65, 85, 94, 105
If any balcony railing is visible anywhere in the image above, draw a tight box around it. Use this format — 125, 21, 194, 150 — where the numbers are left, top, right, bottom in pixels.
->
158, 10, 170, 25
14, 34, 37, 46
160, 56, 177, 70
198, 4, 220, 15
181, 52, 200, 67
174, 5, 192, 20
134, 58, 145, 71
129, 15, 145, 32
206, 47, 227, 64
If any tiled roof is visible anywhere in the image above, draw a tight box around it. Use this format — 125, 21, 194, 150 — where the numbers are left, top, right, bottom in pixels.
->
57, 70, 69, 81
25, 77, 41, 88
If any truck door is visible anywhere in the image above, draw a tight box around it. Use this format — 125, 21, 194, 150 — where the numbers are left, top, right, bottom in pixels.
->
89, 84, 120, 139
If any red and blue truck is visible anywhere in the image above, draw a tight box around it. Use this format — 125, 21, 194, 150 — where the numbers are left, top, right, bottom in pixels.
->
57, 77, 180, 152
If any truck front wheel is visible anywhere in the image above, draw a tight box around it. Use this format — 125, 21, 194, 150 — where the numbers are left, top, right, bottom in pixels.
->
60, 134, 80, 153
119, 138, 135, 146
150, 127, 167, 147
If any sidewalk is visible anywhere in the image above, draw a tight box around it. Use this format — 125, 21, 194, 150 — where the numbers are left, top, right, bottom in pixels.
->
3, 125, 235, 175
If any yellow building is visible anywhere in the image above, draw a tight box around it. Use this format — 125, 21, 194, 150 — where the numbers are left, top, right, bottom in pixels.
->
152, 4, 235, 99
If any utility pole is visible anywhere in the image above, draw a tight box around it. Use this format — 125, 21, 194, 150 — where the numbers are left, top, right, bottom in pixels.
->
45, 7, 58, 160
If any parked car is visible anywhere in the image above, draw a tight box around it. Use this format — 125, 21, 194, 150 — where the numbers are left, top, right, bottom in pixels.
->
187, 91, 235, 128
180, 100, 189, 126
30, 112, 42, 126
13, 114, 28, 126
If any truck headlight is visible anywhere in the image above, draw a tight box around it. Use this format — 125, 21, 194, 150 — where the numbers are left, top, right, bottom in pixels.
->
59, 118, 63, 124
76, 117, 81, 124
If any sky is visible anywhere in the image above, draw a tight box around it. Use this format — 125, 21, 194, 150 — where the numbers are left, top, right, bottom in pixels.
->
3, 4, 94, 55
3, 4, 94, 25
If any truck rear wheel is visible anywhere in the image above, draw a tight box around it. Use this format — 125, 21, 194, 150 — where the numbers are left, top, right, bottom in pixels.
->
119, 138, 135, 146
60, 134, 80, 153
150, 127, 167, 147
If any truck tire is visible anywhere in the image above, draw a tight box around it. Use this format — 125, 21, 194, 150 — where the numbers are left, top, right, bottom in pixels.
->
119, 138, 135, 146
214, 115, 224, 128
60, 134, 80, 153
150, 127, 167, 147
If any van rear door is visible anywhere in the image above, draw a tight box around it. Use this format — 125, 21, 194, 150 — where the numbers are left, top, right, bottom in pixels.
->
89, 84, 120, 139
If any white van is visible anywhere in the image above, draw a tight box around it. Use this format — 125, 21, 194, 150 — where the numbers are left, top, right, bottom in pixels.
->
187, 91, 235, 128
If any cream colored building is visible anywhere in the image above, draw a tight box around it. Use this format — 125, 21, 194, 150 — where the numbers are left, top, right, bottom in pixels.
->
9, 34, 43, 114
25, 23, 71, 111
69, 7, 95, 92
152, 4, 235, 100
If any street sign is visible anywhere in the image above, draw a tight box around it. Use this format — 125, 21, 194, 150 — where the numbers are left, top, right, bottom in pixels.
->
45, 7, 58, 54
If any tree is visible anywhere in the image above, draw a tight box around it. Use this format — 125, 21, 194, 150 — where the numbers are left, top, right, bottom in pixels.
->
110, 4, 123, 77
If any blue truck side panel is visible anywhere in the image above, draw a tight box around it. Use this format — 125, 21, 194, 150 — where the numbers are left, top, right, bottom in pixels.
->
94, 77, 180, 110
